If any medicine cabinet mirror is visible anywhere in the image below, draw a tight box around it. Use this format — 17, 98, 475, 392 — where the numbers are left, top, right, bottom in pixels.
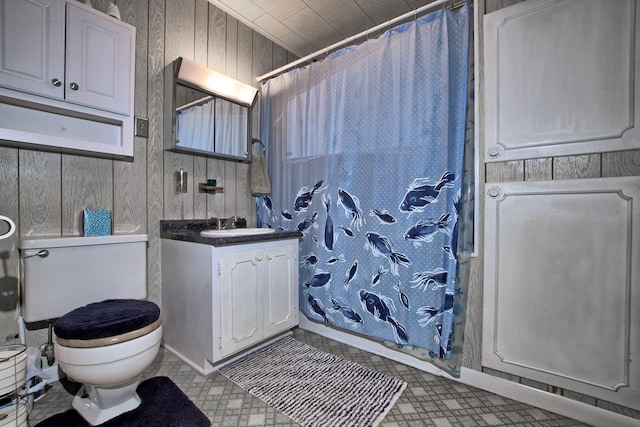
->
164, 57, 258, 162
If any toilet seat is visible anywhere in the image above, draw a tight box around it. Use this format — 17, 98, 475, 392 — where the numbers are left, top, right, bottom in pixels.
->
54, 299, 161, 348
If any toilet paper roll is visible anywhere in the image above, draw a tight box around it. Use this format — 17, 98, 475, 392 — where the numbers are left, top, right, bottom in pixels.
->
0, 216, 16, 240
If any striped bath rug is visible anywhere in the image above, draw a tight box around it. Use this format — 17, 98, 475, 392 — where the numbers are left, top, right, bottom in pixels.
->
219, 336, 406, 427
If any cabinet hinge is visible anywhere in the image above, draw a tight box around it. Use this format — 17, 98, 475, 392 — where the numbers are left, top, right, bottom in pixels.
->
218, 337, 222, 349
217, 263, 221, 276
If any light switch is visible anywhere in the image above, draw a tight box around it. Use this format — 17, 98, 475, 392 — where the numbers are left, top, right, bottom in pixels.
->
135, 116, 149, 138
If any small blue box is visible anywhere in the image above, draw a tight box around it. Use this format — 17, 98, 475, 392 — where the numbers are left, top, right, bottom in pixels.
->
83, 210, 112, 237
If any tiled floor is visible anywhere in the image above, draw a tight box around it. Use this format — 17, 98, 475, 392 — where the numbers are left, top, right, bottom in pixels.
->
28, 328, 589, 426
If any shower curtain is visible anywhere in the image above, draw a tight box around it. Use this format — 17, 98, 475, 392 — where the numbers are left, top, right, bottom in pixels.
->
259, 5, 472, 376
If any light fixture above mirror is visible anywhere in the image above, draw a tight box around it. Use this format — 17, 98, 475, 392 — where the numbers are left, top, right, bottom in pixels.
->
164, 58, 258, 162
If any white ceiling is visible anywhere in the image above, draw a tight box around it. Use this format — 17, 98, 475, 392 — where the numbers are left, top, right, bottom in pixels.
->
208, 0, 440, 58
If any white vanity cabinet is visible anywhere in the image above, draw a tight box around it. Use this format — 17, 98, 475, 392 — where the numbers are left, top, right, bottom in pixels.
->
161, 237, 299, 375
0, 0, 135, 157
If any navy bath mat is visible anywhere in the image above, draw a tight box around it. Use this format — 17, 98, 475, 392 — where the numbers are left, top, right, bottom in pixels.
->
34, 376, 210, 427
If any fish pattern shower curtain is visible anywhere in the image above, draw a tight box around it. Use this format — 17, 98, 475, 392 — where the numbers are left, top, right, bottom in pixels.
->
259, 6, 471, 376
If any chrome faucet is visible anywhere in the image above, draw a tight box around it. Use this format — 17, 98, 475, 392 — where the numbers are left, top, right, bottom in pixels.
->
223, 216, 240, 230
211, 218, 223, 230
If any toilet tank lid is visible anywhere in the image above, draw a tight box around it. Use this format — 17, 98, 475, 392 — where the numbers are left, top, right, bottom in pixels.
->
18, 234, 148, 250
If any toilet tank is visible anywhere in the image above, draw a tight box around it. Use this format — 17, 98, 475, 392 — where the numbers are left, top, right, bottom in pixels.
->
18, 234, 148, 323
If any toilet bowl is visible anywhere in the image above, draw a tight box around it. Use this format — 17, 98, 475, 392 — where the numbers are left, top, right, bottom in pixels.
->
53, 299, 162, 425
18, 235, 159, 425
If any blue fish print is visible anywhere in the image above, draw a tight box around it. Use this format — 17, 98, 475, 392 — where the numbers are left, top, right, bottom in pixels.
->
359, 289, 408, 343
370, 265, 388, 287
280, 210, 293, 221
262, 195, 274, 219
296, 212, 319, 234
410, 268, 448, 291
339, 226, 355, 237
344, 260, 358, 289
394, 282, 410, 310
326, 254, 345, 265
330, 298, 363, 326
434, 324, 447, 358
449, 194, 460, 260
364, 232, 411, 276
337, 188, 365, 230
300, 252, 319, 269
442, 246, 455, 260
308, 294, 330, 324
322, 194, 337, 251
417, 291, 454, 327
303, 270, 332, 292
369, 209, 396, 225
399, 171, 456, 216
294, 180, 325, 213
404, 213, 452, 247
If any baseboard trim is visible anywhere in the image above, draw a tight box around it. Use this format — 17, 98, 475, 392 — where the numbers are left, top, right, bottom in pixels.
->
299, 317, 640, 427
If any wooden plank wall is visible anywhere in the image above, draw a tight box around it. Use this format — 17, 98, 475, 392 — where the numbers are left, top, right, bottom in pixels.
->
0, 0, 295, 349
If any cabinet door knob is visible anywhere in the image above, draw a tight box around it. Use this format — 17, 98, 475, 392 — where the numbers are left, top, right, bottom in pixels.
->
70, 82, 79, 91
51, 78, 62, 87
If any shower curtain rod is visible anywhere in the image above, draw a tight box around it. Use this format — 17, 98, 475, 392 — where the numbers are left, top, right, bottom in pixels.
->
256, 0, 452, 82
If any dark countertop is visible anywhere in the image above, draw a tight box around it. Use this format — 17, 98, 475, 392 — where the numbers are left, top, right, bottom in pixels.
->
160, 219, 302, 247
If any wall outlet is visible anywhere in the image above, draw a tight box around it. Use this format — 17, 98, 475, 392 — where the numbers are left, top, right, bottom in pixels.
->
135, 116, 149, 138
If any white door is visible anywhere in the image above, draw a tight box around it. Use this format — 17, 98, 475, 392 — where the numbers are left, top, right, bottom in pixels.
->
219, 249, 264, 358
65, 1, 133, 115
0, 0, 65, 99
263, 242, 298, 337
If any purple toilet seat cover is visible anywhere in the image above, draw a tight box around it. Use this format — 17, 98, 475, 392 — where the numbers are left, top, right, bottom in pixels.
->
54, 299, 160, 341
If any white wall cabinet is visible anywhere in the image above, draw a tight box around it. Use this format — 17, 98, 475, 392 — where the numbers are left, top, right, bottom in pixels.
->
0, 0, 135, 158
483, 177, 640, 410
161, 238, 299, 375
483, 0, 640, 162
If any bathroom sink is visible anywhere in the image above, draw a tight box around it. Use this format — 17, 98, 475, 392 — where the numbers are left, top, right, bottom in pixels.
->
200, 228, 276, 237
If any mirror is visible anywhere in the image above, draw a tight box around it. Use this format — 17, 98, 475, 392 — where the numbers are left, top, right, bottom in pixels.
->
164, 58, 258, 162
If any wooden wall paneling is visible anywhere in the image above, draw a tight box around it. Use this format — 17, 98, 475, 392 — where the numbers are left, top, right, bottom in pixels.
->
164, 0, 196, 220
461, 257, 484, 370
191, 0, 209, 220
223, 16, 238, 218
552, 154, 601, 180
485, 0, 526, 14
602, 149, 640, 177
114, 142, 147, 234
485, 160, 523, 182
524, 158, 552, 181
18, 151, 62, 237
206, 158, 226, 219
206, 5, 227, 221
272, 44, 288, 71
235, 23, 253, 221
163, 152, 194, 219
147, 0, 166, 305
249, 33, 274, 227
61, 155, 113, 236
193, 156, 207, 219
0, 147, 19, 346
114, 0, 149, 234
165, 0, 196, 63
207, 5, 227, 73
194, 0, 209, 65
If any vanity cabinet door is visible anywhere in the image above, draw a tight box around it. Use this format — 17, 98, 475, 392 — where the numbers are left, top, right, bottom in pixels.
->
263, 242, 298, 337
65, 1, 133, 115
219, 249, 265, 358
0, 0, 65, 99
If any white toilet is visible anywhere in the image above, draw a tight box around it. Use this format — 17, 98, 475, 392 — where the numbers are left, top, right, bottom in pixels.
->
18, 234, 162, 425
